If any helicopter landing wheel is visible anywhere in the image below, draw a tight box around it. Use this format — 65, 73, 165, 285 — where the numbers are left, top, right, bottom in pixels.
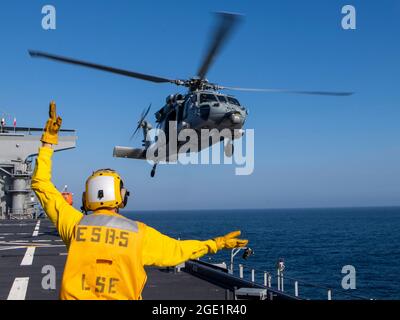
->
151, 164, 157, 178
224, 142, 234, 158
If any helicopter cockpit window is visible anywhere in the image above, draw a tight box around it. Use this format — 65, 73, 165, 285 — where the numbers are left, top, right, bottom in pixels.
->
217, 95, 228, 103
200, 94, 218, 104
227, 97, 241, 106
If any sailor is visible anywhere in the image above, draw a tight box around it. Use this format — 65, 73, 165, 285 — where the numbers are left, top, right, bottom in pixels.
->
155, 94, 175, 123
31, 101, 248, 300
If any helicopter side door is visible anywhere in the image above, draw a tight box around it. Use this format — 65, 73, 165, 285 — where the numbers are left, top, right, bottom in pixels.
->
183, 93, 200, 129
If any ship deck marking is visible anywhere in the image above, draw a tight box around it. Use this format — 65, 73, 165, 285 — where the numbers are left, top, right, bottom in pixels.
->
21, 247, 36, 266
7, 277, 29, 300
32, 220, 40, 237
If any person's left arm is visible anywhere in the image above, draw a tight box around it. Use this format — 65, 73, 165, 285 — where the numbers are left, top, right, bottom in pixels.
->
142, 225, 247, 267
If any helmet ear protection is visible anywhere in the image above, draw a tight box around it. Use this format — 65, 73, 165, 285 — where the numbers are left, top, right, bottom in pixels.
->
82, 169, 130, 212
119, 181, 130, 209
81, 192, 87, 213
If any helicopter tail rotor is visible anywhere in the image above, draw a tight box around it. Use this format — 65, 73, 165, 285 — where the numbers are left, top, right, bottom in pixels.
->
130, 104, 152, 142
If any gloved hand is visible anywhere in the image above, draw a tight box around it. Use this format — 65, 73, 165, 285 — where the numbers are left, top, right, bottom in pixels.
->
214, 231, 248, 251
41, 101, 62, 145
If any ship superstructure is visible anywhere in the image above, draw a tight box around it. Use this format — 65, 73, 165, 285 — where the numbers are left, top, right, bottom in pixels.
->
0, 126, 76, 219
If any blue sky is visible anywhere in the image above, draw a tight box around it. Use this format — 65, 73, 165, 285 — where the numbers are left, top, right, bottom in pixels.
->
0, 0, 399, 210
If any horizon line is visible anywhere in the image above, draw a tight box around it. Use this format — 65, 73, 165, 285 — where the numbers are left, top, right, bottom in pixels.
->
122, 205, 400, 213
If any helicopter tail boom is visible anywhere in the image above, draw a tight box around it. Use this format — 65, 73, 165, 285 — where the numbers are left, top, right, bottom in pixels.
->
113, 146, 147, 160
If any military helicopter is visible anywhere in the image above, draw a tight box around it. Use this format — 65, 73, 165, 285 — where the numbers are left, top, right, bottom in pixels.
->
29, 13, 352, 177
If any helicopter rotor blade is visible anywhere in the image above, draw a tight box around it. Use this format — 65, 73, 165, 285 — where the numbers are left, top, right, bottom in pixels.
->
130, 104, 152, 141
142, 103, 151, 120
197, 12, 241, 80
130, 127, 141, 142
29, 50, 180, 85
219, 86, 354, 96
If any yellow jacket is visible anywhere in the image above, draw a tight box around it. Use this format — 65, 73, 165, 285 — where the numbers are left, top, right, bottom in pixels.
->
31, 147, 218, 299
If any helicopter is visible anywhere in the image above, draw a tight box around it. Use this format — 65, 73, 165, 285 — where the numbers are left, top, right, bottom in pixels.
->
29, 12, 353, 178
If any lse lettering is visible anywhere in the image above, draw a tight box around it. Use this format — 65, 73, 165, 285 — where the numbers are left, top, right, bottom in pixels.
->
81, 274, 119, 294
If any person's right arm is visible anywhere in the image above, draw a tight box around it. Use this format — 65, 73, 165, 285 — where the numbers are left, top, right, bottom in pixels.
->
31, 102, 83, 248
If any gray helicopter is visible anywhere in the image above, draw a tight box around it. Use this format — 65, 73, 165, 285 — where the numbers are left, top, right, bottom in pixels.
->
29, 13, 352, 177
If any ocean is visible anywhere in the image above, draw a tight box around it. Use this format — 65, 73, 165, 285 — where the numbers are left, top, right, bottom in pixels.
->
124, 207, 400, 300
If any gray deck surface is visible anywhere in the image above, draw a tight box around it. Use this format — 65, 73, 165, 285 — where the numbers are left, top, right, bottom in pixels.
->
0, 219, 225, 300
